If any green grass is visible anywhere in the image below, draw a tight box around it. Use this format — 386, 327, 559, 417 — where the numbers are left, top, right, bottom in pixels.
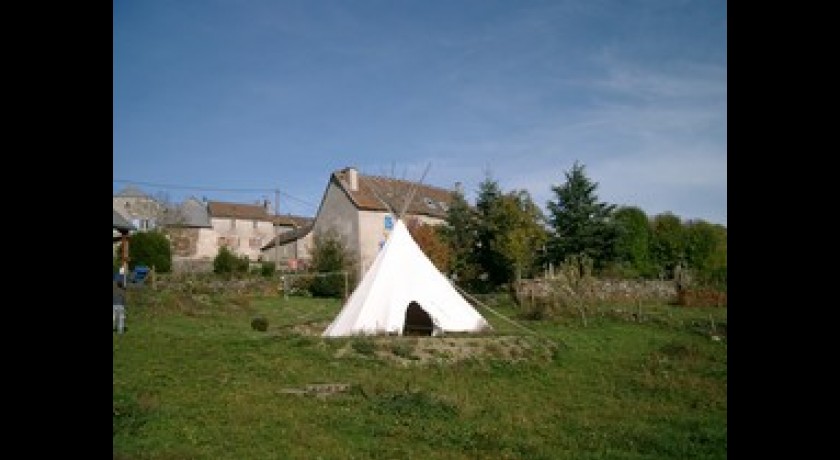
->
114, 287, 726, 459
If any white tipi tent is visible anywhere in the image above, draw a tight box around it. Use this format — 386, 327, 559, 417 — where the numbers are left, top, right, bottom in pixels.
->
322, 218, 491, 337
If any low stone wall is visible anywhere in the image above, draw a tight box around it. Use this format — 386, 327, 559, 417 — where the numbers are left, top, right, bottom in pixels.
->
154, 273, 281, 297
515, 278, 677, 306
588, 279, 677, 303
172, 259, 214, 274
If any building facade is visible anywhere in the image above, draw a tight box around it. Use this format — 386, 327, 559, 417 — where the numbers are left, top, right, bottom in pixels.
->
262, 166, 456, 279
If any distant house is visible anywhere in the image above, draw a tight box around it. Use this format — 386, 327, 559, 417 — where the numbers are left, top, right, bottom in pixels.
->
261, 216, 315, 270
162, 197, 216, 270
206, 200, 280, 262
261, 166, 456, 279
152, 197, 313, 272
113, 185, 164, 232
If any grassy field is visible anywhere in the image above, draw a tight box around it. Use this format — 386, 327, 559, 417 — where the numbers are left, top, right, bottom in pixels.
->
113, 284, 727, 459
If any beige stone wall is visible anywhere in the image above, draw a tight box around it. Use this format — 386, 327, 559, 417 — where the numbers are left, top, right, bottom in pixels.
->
167, 227, 218, 261
168, 227, 200, 257
210, 217, 275, 261
194, 227, 218, 259
515, 278, 678, 306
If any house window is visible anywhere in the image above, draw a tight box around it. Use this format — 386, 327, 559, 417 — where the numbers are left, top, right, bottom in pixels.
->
231, 218, 236, 229
249, 237, 262, 249
253, 220, 258, 229
423, 197, 437, 209
218, 236, 240, 248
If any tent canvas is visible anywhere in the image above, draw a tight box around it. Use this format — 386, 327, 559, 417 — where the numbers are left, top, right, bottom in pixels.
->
322, 219, 491, 337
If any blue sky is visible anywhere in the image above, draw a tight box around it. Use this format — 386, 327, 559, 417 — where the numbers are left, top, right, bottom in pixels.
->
113, 0, 726, 225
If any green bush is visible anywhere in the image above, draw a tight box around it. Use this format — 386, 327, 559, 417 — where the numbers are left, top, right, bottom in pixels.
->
251, 316, 269, 332
214, 247, 250, 274
307, 230, 357, 298
311, 272, 347, 298
260, 262, 276, 277
116, 230, 172, 273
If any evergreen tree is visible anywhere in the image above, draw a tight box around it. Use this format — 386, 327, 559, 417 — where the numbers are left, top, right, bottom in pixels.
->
439, 187, 480, 288
546, 161, 617, 271
474, 175, 509, 290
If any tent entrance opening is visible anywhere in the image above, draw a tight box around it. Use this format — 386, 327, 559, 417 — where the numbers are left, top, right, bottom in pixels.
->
403, 301, 433, 336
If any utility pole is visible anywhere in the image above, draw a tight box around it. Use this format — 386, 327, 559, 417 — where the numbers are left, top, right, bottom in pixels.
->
274, 188, 280, 274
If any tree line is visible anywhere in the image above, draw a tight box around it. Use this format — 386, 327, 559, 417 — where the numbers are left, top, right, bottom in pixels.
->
115, 161, 726, 297
413, 161, 726, 294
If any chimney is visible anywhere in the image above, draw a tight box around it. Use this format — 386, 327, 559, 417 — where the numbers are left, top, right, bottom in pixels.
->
346, 167, 359, 192
454, 181, 464, 195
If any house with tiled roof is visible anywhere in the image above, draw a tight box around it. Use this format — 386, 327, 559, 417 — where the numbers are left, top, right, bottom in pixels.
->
204, 200, 279, 262
142, 196, 313, 272
261, 166, 457, 278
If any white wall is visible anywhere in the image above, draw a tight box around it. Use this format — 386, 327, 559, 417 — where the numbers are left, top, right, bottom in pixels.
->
358, 210, 393, 276
358, 212, 446, 277
211, 217, 276, 261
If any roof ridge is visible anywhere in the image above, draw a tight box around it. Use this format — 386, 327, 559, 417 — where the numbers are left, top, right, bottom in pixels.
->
359, 172, 450, 192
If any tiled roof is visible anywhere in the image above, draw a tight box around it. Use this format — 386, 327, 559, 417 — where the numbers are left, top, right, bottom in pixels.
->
207, 201, 272, 220
333, 168, 455, 219
272, 214, 314, 227
262, 223, 314, 250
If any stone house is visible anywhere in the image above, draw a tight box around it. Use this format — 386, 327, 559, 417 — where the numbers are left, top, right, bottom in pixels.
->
162, 197, 216, 271
204, 200, 278, 262
161, 197, 313, 272
261, 166, 455, 279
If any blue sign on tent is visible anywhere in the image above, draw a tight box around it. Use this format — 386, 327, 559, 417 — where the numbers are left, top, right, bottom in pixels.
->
384, 215, 393, 230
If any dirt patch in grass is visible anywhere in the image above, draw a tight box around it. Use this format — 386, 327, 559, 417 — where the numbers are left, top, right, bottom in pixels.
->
289, 321, 331, 336
272, 319, 560, 365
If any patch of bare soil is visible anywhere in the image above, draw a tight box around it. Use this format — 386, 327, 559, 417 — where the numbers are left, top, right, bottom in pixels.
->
288, 321, 331, 336
277, 322, 561, 366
